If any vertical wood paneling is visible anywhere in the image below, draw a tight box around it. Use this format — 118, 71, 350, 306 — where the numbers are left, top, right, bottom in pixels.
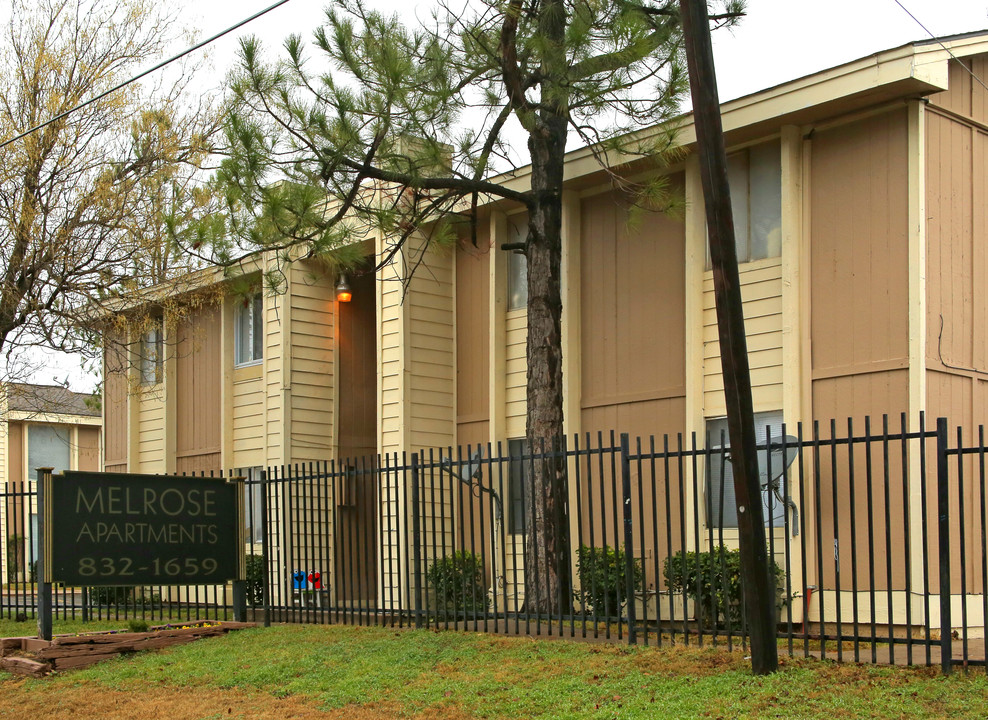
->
338, 270, 377, 460
455, 236, 491, 442
579, 184, 687, 440
810, 110, 909, 382
175, 305, 222, 463
929, 55, 988, 125
77, 426, 101, 472
102, 336, 129, 468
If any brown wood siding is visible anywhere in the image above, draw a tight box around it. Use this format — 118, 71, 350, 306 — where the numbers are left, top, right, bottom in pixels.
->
175, 305, 222, 462
809, 109, 910, 422
77, 426, 101, 471
579, 185, 687, 441
103, 335, 129, 468
7, 423, 22, 484
929, 55, 988, 125
577, 185, 687, 597
175, 452, 222, 475
808, 110, 911, 594
337, 270, 377, 461
455, 237, 490, 444
925, 107, 988, 428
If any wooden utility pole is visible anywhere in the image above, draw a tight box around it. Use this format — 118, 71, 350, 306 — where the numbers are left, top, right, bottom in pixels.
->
678, 0, 778, 674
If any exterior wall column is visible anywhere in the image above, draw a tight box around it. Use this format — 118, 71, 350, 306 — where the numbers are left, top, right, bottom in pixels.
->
907, 98, 928, 610
684, 154, 707, 552
780, 124, 808, 619
126, 329, 140, 473
162, 313, 178, 475
220, 296, 235, 470
488, 211, 508, 446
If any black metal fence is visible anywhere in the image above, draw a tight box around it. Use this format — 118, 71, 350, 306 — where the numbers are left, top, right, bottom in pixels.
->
2, 414, 986, 673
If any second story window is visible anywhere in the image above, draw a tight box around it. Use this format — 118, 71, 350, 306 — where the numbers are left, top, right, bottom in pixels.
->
235, 293, 263, 367
506, 220, 528, 311
707, 140, 782, 266
140, 319, 163, 386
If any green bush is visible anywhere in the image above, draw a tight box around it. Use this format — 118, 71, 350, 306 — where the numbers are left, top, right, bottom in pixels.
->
662, 546, 786, 628
88, 585, 133, 605
245, 553, 265, 606
427, 551, 489, 616
127, 619, 149, 633
574, 544, 643, 618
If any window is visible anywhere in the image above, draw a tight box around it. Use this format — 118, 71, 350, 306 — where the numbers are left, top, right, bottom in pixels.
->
140, 320, 163, 386
506, 222, 527, 311
507, 438, 529, 534
707, 141, 782, 266
28, 425, 71, 564
235, 293, 263, 367
706, 411, 787, 529
245, 467, 264, 544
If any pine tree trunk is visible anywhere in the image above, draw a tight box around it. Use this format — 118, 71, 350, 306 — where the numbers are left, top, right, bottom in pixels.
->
523, 107, 570, 615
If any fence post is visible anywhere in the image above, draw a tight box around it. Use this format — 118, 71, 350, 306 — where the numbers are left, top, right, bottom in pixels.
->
936, 418, 952, 675
411, 453, 423, 629
260, 469, 271, 628
35, 467, 53, 642
620, 434, 637, 645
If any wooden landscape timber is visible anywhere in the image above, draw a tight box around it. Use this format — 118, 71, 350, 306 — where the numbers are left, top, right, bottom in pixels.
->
0, 621, 255, 676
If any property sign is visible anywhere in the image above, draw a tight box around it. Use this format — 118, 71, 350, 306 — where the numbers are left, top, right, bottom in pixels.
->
43, 471, 244, 585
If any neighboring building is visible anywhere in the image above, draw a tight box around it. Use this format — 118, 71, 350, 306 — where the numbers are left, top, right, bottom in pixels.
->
101, 34, 988, 621
0, 383, 102, 583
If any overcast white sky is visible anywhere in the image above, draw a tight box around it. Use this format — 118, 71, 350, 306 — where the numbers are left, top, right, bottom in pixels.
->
33, 0, 988, 392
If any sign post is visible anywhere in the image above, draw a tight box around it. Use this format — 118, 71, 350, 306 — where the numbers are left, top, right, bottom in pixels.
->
36, 467, 53, 641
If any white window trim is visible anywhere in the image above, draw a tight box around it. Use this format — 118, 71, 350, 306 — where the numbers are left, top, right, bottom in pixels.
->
234, 294, 263, 368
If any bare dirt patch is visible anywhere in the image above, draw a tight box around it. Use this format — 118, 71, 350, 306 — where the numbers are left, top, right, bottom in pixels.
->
0, 680, 447, 720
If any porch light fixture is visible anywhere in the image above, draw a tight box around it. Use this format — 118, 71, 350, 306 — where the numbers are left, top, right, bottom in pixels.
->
335, 273, 352, 303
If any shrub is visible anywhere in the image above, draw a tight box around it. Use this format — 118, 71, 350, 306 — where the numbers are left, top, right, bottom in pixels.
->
662, 546, 786, 628
574, 544, 643, 618
245, 553, 265, 606
88, 585, 133, 605
427, 551, 489, 616
127, 619, 149, 633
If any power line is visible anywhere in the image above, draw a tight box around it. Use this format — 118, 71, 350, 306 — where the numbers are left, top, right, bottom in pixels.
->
892, 0, 988, 95
0, 0, 294, 152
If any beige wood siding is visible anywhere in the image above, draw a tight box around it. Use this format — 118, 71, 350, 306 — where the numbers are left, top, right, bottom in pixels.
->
702, 259, 784, 416
455, 237, 491, 446
929, 54, 988, 125
810, 109, 910, 424
579, 187, 687, 440
175, 305, 222, 467
407, 247, 456, 451
504, 310, 527, 438
379, 262, 403, 456
103, 337, 129, 470
137, 392, 165, 472
232, 367, 264, 468
289, 263, 336, 463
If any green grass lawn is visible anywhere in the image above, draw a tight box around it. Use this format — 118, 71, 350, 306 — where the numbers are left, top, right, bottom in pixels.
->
0, 623, 985, 718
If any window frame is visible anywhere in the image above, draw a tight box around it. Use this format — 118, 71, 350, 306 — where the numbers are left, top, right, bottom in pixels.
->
139, 319, 163, 386
705, 410, 788, 530
705, 140, 782, 268
234, 293, 264, 368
